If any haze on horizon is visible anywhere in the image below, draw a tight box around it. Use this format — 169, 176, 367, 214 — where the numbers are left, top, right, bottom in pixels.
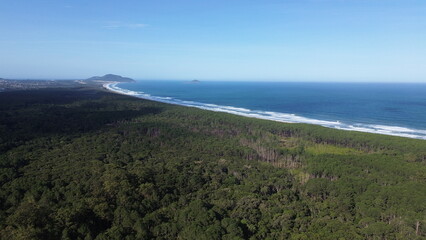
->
0, 0, 425, 82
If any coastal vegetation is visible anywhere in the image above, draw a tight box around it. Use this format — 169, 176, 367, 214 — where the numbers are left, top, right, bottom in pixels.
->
0, 88, 425, 240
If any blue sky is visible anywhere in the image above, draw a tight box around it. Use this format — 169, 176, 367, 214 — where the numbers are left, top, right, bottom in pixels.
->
0, 0, 425, 82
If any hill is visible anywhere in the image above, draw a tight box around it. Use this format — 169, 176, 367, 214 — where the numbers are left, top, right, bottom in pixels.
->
0, 87, 425, 239
85, 74, 135, 82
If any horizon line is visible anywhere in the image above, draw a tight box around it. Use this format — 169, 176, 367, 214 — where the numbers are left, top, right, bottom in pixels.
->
2, 77, 426, 84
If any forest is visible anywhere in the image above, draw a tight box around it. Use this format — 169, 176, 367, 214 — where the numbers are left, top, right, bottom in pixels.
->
0, 87, 425, 240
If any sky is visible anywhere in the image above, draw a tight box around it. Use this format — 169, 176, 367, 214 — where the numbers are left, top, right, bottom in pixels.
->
0, 0, 425, 82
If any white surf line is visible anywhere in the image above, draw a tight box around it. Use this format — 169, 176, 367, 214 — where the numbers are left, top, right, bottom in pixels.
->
103, 83, 426, 140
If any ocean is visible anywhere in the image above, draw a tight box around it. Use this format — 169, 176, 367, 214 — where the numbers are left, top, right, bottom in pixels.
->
106, 81, 426, 140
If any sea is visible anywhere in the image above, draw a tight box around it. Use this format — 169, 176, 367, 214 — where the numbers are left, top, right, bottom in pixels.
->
106, 81, 426, 140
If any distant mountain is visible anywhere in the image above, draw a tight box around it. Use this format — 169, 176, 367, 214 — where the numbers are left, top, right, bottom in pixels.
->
85, 74, 135, 82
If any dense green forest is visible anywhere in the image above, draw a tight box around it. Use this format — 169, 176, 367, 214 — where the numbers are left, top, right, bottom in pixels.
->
0, 88, 425, 240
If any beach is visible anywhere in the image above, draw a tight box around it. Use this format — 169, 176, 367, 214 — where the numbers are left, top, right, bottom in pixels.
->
103, 81, 426, 140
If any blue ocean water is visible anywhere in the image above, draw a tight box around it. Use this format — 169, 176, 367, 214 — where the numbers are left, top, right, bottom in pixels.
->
108, 81, 426, 140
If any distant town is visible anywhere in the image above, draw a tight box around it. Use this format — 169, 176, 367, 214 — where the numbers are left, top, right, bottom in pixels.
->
0, 74, 134, 91
0, 79, 78, 91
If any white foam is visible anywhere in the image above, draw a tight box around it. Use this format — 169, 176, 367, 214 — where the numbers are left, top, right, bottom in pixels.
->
371, 125, 415, 132
104, 83, 141, 96
104, 83, 426, 140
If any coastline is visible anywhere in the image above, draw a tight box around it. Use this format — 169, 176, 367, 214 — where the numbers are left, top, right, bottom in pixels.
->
103, 82, 426, 140
103, 82, 124, 94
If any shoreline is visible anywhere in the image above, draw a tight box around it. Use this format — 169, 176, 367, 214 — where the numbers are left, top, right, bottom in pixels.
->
103, 82, 426, 140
